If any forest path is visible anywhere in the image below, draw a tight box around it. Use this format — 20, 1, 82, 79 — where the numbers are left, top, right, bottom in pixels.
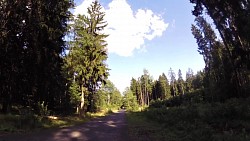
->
1, 110, 128, 141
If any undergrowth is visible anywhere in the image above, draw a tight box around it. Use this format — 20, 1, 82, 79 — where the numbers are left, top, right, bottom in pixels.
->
0, 109, 114, 134
127, 97, 250, 141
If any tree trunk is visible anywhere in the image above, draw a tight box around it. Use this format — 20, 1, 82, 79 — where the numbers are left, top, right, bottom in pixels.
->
79, 84, 85, 116
140, 91, 143, 106
145, 85, 147, 106
147, 92, 149, 106
2, 100, 11, 114
2, 88, 11, 114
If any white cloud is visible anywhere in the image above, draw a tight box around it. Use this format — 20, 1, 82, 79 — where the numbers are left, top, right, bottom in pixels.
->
74, 0, 93, 16
74, 0, 169, 57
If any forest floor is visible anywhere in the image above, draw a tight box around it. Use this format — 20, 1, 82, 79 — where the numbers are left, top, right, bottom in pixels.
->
0, 110, 128, 141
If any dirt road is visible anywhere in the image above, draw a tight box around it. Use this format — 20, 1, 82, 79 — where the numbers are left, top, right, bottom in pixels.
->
1, 110, 128, 141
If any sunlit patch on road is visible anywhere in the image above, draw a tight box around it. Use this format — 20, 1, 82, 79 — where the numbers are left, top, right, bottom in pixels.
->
71, 131, 82, 138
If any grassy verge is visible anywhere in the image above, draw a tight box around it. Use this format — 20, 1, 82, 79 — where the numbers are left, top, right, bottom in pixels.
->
126, 111, 167, 141
0, 109, 114, 134
127, 98, 250, 141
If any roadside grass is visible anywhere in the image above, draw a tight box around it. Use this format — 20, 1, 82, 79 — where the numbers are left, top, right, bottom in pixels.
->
0, 109, 115, 134
127, 98, 250, 141
126, 111, 166, 141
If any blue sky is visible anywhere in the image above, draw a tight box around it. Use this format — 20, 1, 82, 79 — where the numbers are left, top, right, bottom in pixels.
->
74, 0, 205, 93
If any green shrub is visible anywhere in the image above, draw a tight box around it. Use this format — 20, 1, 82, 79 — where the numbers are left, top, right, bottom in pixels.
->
149, 89, 206, 109
141, 97, 250, 141
0, 114, 43, 132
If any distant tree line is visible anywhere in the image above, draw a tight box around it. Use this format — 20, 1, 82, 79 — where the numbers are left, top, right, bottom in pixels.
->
129, 68, 204, 107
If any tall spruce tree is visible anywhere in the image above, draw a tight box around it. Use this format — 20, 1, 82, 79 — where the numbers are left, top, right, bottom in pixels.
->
177, 69, 185, 95
185, 68, 194, 93
153, 73, 170, 100
25, 0, 73, 113
130, 78, 139, 102
140, 69, 153, 106
169, 68, 178, 97
66, 1, 109, 114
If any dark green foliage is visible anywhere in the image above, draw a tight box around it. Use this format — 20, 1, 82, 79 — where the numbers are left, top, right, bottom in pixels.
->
192, 16, 235, 101
0, 0, 73, 114
0, 0, 28, 113
150, 89, 205, 108
185, 68, 195, 93
190, 0, 250, 99
152, 73, 171, 100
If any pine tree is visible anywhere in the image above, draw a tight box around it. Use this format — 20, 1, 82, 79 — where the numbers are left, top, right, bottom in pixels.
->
169, 68, 178, 97
185, 68, 194, 93
154, 73, 171, 100
177, 69, 185, 95
129, 70, 153, 106
162, 73, 171, 99
139, 69, 153, 106
130, 78, 137, 96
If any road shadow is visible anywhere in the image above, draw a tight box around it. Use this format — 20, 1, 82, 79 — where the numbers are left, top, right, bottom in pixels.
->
0, 110, 128, 141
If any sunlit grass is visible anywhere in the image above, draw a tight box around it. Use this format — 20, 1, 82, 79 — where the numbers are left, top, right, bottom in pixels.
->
41, 116, 89, 129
